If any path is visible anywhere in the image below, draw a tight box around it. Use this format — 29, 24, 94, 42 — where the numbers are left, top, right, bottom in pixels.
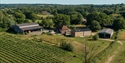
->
100, 39, 123, 63
100, 39, 123, 45
104, 45, 122, 63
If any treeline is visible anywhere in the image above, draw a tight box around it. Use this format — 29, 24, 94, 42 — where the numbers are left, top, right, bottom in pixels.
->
0, 4, 125, 31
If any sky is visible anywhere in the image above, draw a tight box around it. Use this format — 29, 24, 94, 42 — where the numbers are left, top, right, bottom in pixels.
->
0, 0, 124, 4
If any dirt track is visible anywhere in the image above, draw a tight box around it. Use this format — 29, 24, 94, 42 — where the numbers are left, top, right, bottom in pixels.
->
100, 39, 123, 63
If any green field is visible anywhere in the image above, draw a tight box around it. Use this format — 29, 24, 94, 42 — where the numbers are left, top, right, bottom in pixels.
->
0, 32, 120, 63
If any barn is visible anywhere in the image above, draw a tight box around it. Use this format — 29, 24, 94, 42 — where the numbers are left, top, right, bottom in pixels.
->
12, 23, 42, 34
71, 28, 91, 37
98, 28, 114, 38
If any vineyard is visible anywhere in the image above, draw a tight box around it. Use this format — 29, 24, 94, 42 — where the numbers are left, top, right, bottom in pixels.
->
0, 32, 121, 63
0, 33, 79, 63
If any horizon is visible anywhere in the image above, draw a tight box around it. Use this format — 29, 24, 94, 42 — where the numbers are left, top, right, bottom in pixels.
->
0, 3, 124, 5
0, 0, 124, 5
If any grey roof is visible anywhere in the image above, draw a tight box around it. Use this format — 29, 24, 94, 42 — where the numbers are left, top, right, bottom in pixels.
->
21, 26, 42, 31
72, 28, 91, 32
99, 28, 114, 34
15, 23, 42, 31
16, 23, 38, 27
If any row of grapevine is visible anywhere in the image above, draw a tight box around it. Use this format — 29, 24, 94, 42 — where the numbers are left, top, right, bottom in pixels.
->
0, 33, 73, 63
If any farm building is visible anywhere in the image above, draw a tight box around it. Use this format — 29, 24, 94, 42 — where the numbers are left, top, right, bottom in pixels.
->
56, 25, 70, 35
98, 28, 114, 38
12, 23, 42, 34
71, 28, 91, 37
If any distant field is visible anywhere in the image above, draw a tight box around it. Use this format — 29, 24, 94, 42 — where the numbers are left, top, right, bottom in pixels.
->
37, 14, 54, 18
119, 30, 125, 40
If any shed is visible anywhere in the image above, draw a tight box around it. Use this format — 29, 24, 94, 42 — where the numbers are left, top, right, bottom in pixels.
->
98, 28, 114, 38
71, 28, 91, 37
13, 23, 42, 34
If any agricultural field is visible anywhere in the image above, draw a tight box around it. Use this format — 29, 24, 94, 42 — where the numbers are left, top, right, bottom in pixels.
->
24, 33, 116, 63
0, 32, 82, 63
119, 30, 125, 40
0, 32, 119, 63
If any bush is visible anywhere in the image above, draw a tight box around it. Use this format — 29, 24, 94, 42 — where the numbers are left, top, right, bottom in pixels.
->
60, 42, 73, 51
93, 34, 99, 40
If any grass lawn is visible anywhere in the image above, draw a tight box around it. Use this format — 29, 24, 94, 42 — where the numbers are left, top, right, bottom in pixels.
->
29, 34, 111, 59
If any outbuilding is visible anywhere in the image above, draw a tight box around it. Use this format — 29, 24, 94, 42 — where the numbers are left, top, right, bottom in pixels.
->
98, 28, 114, 38
71, 28, 91, 37
12, 23, 42, 34
56, 25, 70, 35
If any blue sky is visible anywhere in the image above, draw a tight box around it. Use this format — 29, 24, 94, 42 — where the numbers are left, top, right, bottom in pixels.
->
0, 0, 124, 4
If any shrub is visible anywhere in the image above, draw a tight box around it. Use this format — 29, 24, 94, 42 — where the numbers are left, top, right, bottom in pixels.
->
93, 34, 99, 40
60, 42, 73, 51
25, 32, 28, 35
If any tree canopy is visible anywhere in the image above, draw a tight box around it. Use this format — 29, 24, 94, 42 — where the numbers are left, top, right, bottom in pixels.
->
1, 4, 125, 31
53, 14, 70, 26
89, 20, 101, 31
113, 17, 125, 30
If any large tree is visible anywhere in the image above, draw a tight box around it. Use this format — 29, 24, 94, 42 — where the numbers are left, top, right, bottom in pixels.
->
86, 12, 100, 25
89, 20, 101, 31
41, 18, 54, 28
113, 18, 125, 30
70, 12, 83, 25
98, 13, 111, 26
29, 13, 38, 22
0, 11, 15, 28
53, 14, 70, 26
86, 12, 111, 27
14, 11, 25, 23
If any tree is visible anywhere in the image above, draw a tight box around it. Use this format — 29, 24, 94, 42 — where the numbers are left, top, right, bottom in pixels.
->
113, 18, 125, 30
121, 12, 125, 18
24, 11, 39, 22
86, 12, 99, 25
14, 11, 25, 23
93, 34, 99, 40
86, 12, 112, 27
70, 12, 83, 24
60, 41, 73, 51
8, 15, 16, 27
53, 14, 70, 26
0, 11, 15, 28
29, 13, 38, 22
98, 13, 111, 26
41, 18, 54, 28
89, 20, 101, 32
